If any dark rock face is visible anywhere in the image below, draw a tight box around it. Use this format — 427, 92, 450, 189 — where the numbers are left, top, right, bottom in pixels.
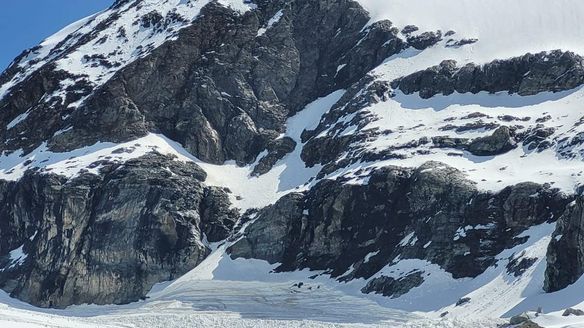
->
252, 136, 297, 176
431, 136, 470, 150
362, 271, 424, 298
545, 198, 584, 292
401, 25, 419, 35
519, 125, 556, 152
507, 256, 538, 277
563, 308, 584, 316
1, 0, 406, 166
431, 126, 518, 157
446, 38, 478, 48
467, 126, 517, 156
510, 313, 531, 325
455, 297, 471, 306
229, 193, 305, 264
407, 31, 442, 50
230, 162, 571, 294
0, 154, 235, 308
301, 77, 393, 170
392, 50, 584, 98
432, 126, 518, 156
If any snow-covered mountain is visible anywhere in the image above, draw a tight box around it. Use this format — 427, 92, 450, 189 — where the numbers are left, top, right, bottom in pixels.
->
2, 0, 584, 327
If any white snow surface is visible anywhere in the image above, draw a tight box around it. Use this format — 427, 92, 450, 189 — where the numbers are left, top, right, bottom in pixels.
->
0, 243, 504, 328
257, 9, 284, 36
358, 0, 584, 61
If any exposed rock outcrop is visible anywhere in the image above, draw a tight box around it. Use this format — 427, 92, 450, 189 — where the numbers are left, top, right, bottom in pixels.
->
545, 198, 584, 292
361, 271, 424, 298
407, 31, 442, 50
467, 126, 517, 156
563, 308, 584, 316
230, 162, 571, 294
0, 154, 236, 308
392, 50, 584, 98
252, 136, 296, 176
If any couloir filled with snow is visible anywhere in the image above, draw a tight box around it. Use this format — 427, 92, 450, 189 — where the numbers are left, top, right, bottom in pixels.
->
3, 0, 584, 327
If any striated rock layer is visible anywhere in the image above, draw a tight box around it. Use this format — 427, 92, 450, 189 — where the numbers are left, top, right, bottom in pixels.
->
0, 154, 236, 308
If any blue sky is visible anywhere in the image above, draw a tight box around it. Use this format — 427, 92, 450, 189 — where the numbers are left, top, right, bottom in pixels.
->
0, 0, 113, 71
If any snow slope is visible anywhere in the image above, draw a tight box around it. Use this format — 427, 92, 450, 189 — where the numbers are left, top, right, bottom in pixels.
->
358, 0, 584, 61
194, 90, 346, 210
0, 243, 504, 328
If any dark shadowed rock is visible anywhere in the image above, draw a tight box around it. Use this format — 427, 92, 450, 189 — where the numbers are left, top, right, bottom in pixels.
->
393, 50, 584, 99
230, 161, 570, 289
545, 198, 584, 292
563, 308, 584, 316
0, 154, 235, 308
517, 321, 544, 328
401, 25, 419, 35
229, 193, 304, 264
510, 313, 530, 325
455, 297, 471, 306
407, 31, 442, 50
506, 256, 538, 277
361, 271, 424, 298
446, 38, 478, 48
519, 125, 556, 152
252, 136, 297, 176
467, 126, 517, 156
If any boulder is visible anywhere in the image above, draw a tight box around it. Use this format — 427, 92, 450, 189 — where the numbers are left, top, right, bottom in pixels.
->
509, 313, 530, 325
361, 272, 424, 298
563, 308, 584, 316
407, 31, 443, 50
468, 126, 517, 156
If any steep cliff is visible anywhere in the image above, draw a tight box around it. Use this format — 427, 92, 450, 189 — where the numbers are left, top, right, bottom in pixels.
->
0, 153, 236, 307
